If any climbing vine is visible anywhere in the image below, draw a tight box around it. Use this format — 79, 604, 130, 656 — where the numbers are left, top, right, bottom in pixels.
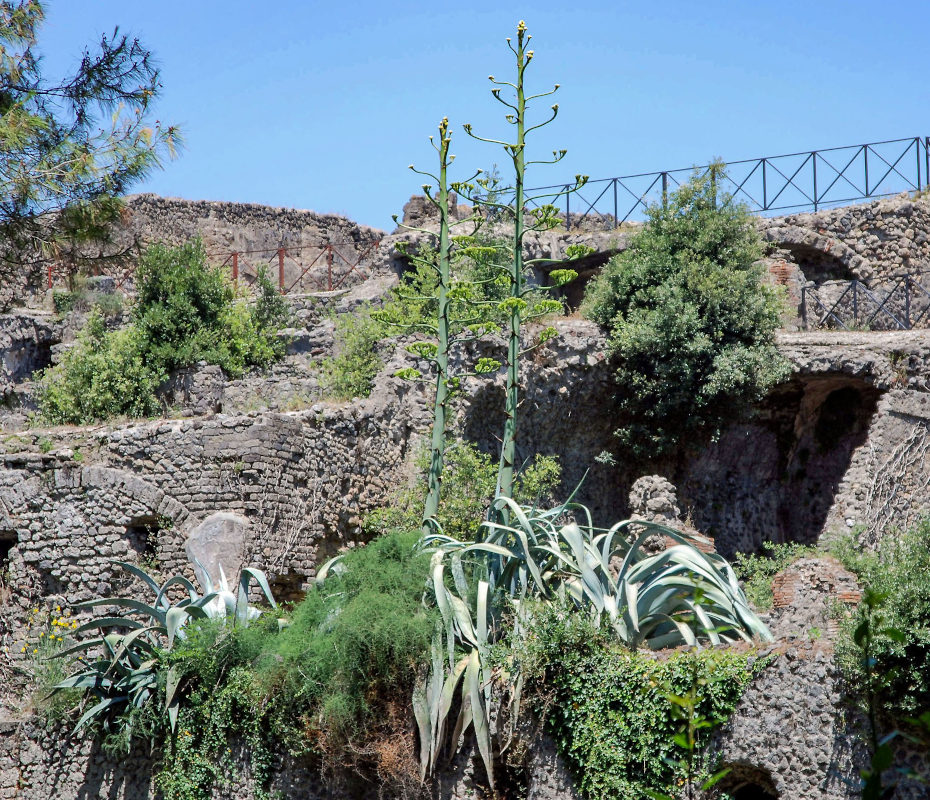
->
512, 607, 766, 800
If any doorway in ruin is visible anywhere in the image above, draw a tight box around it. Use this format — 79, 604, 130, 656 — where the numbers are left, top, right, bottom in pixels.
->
718, 765, 780, 799
679, 375, 881, 558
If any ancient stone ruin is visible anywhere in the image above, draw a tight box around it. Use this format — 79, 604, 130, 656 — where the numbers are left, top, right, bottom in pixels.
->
2, 191, 930, 799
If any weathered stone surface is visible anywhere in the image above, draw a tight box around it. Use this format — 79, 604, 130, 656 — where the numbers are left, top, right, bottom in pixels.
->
185, 511, 250, 588
2, 194, 930, 798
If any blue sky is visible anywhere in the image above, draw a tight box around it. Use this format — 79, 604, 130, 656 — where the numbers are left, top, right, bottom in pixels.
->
39, 1, 929, 230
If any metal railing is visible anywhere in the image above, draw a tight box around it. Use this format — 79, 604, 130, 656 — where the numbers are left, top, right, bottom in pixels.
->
48, 237, 383, 296
801, 272, 930, 331
523, 136, 930, 229
210, 238, 383, 295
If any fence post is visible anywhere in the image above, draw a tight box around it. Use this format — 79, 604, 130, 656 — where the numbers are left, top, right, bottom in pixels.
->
905, 277, 911, 329
565, 186, 570, 229
326, 246, 334, 291
800, 285, 808, 330
812, 152, 818, 211
864, 146, 870, 196
852, 279, 858, 328
613, 179, 618, 227
661, 172, 668, 208
232, 252, 239, 288
762, 159, 767, 210
926, 137, 930, 190
917, 137, 922, 192
278, 248, 285, 294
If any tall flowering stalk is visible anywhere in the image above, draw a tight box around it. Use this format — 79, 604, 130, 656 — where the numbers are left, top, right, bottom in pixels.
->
462, 21, 588, 508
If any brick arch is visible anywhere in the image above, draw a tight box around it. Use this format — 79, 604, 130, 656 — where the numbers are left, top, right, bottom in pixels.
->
762, 224, 872, 282
0, 466, 197, 601
76, 466, 193, 532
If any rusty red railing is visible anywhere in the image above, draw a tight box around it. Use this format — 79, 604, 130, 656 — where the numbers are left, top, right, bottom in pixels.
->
46, 237, 383, 295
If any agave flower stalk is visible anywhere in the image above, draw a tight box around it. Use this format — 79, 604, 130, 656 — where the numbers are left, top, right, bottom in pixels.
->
387, 120, 501, 533
462, 21, 588, 509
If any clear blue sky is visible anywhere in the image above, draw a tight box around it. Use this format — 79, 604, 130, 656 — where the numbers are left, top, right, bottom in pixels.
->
39, 1, 929, 230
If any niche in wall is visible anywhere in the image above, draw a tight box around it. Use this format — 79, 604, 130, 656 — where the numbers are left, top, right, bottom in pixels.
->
680, 374, 881, 558
125, 515, 162, 567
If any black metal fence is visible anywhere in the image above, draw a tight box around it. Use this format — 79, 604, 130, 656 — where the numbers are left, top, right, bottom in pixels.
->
523, 136, 930, 229
801, 272, 930, 331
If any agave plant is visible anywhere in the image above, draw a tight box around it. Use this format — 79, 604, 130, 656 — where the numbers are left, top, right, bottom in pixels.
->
413, 495, 771, 788
194, 559, 278, 627
52, 560, 276, 737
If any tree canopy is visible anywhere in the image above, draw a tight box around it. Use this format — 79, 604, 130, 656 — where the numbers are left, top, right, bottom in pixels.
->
0, 0, 179, 305
583, 168, 790, 458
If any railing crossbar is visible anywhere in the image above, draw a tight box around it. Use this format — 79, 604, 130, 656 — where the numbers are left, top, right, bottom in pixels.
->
813, 146, 866, 201
866, 141, 918, 195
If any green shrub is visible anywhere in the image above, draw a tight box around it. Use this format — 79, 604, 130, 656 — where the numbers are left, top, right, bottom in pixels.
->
36, 240, 289, 423
254, 530, 435, 747
319, 304, 384, 400
582, 167, 790, 458
166, 531, 433, 796
732, 542, 816, 610
134, 242, 288, 376
834, 520, 930, 718
365, 440, 562, 541
37, 311, 163, 424
513, 604, 763, 800
51, 289, 82, 315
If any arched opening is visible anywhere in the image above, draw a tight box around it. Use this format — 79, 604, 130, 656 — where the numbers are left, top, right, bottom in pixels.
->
781, 242, 855, 283
718, 765, 780, 799
125, 515, 162, 570
681, 375, 881, 557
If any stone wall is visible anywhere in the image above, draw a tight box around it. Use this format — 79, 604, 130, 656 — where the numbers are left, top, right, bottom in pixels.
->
679, 330, 930, 557
3, 192, 930, 798
760, 193, 930, 284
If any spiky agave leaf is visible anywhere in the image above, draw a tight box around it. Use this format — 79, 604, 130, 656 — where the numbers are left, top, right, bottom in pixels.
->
414, 494, 771, 785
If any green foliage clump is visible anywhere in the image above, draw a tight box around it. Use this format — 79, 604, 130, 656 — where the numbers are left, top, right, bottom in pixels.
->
133, 241, 287, 375
583, 167, 790, 458
254, 529, 436, 747
319, 304, 384, 401
37, 311, 163, 423
51, 275, 124, 318
732, 542, 816, 610
514, 605, 763, 800
834, 520, 930, 718
36, 239, 288, 424
365, 440, 562, 541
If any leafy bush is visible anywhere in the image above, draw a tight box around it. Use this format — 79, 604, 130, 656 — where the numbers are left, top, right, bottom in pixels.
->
319, 304, 384, 400
834, 520, 930, 718
37, 239, 288, 423
51, 275, 124, 318
134, 240, 287, 375
365, 440, 562, 541
583, 167, 790, 458
514, 605, 763, 800
37, 311, 163, 423
732, 542, 816, 610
